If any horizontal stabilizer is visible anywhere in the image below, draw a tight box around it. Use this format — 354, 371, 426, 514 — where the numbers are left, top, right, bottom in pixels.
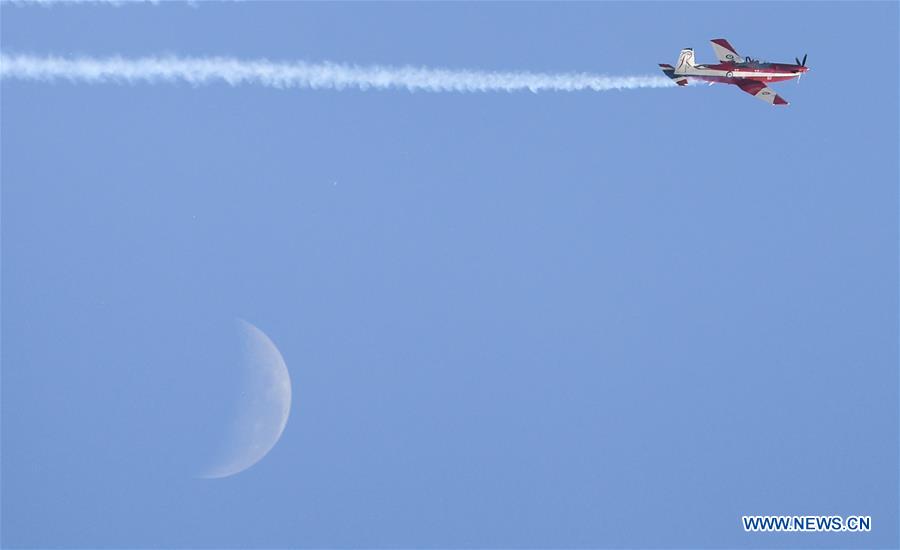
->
659, 64, 689, 86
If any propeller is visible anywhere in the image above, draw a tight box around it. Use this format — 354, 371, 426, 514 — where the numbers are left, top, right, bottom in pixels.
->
795, 54, 808, 83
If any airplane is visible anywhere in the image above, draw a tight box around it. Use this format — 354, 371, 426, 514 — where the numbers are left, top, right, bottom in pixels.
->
659, 39, 809, 105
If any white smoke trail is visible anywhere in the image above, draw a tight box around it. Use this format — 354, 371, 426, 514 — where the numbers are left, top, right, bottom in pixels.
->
0, 53, 675, 93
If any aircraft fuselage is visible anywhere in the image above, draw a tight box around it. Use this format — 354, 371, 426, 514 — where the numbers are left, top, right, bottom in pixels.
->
678, 61, 808, 84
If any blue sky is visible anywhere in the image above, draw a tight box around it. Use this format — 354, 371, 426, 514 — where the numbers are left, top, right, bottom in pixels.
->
2, 2, 898, 548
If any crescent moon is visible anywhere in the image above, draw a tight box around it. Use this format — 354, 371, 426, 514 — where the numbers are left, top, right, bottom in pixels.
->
200, 319, 292, 479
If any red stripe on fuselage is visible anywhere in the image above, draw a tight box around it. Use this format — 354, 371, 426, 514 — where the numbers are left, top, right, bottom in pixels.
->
705, 62, 800, 73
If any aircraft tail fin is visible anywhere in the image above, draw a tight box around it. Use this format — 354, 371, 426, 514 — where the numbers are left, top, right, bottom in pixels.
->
674, 48, 696, 74
659, 64, 689, 86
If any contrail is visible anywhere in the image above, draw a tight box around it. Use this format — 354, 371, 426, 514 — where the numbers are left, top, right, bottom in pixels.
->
0, 53, 675, 93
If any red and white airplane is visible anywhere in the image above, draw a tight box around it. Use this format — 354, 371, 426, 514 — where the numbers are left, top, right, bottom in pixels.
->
659, 39, 809, 106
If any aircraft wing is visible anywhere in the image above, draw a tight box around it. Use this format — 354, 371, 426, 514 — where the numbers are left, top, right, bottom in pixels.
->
734, 79, 789, 106
710, 38, 742, 63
